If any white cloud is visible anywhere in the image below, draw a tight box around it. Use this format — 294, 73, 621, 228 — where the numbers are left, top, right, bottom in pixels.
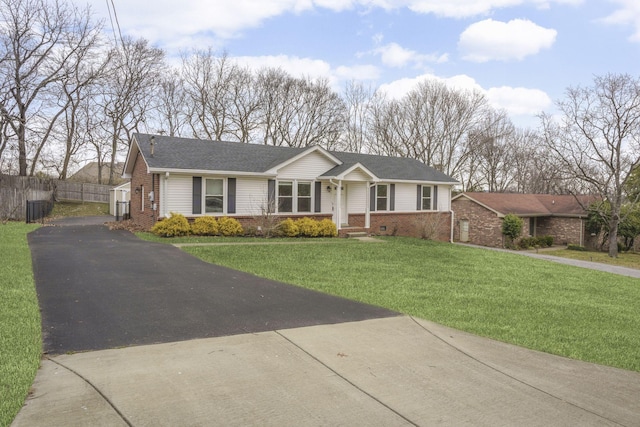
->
230, 55, 380, 90
601, 0, 640, 42
378, 74, 551, 127
459, 19, 557, 62
405, 0, 582, 18
372, 42, 448, 69
485, 86, 552, 115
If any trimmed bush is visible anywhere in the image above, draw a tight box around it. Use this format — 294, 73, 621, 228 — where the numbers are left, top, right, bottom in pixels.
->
518, 235, 554, 249
151, 213, 191, 237
217, 217, 244, 236
295, 217, 320, 237
317, 218, 338, 237
568, 244, 587, 251
191, 216, 219, 236
277, 218, 299, 237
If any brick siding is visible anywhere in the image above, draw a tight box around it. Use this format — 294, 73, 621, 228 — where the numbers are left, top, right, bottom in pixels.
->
452, 198, 504, 247
452, 197, 588, 248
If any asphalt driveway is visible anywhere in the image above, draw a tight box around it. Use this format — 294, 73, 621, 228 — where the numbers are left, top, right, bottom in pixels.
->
29, 222, 396, 355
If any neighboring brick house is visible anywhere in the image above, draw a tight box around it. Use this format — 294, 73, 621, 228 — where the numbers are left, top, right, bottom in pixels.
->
451, 192, 594, 248
122, 133, 459, 239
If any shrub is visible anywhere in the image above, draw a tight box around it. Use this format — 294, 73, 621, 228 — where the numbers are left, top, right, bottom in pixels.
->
191, 216, 219, 236
277, 218, 299, 237
217, 217, 244, 236
317, 218, 338, 237
540, 235, 554, 247
518, 235, 554, 249
151, 213, 191, 237
567, 244, 587, 251
295, 217, 320, 237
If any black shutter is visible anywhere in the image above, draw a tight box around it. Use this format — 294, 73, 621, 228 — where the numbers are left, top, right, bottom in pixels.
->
192, 177, 202, 214
417, 185, 422, 210
268, 179, 276, 213
370, 185, 376, 211
314, 181, 321, 213
390, 184, 395, 211
433, 185, 438, 211
227, 178, 236, 214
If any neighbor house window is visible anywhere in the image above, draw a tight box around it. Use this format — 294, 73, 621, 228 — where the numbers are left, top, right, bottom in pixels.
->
205, 178, 224, 213
278, 181, 293, 213
297, 182, 312, 212
376, 184, 388, 211
422, 186, 432, 210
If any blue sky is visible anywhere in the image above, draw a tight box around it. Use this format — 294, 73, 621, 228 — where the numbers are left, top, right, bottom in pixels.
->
86, 0, 640, 128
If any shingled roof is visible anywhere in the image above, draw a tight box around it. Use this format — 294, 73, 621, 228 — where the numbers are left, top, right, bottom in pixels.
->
454, 192, 594, 217
125, 133, 457, 183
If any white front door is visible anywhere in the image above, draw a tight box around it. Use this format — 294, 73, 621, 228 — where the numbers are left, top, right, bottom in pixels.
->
340, 185, 348, 225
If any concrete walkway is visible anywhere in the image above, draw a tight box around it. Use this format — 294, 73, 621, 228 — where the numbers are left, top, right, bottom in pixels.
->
456, 243, 640, 279
13, 316, 640, 426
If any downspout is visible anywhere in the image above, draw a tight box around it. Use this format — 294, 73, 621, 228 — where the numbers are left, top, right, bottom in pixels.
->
450, 210, 455, 243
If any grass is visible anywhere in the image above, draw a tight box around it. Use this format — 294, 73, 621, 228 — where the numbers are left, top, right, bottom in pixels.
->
0, 222, 41, 427
135, 232, 351, 245
50, 200, 109, 218
180, 237, 640, 372
543, 248, 640, 270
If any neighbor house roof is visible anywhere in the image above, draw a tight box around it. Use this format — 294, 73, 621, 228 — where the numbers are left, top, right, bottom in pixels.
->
124, 133, 458, 184
453, 192, 594, 217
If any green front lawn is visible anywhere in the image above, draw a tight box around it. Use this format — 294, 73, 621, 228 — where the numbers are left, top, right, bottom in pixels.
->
182, 237, 640, 372
0, 223, 41, 427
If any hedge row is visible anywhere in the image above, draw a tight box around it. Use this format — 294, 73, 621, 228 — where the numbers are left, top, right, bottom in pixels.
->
517, 235, 554, 249
151, 213, 244, 237
150, 213, 338, 238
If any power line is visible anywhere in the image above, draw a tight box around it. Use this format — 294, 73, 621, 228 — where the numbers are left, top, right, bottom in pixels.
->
105, 0, 124, 49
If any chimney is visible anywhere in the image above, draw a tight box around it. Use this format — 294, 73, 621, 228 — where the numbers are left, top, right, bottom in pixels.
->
150, 136, 155, 157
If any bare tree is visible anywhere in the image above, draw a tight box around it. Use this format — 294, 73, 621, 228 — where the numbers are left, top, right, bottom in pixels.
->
0, 0, 102, 176
182, 50, 238, 140
255, 70, 345, 148
369, 79, 488, 179
541, 73, 640, 257
341, 80, 377, 153
152, 71, 188, 137
97, 37, 164, 184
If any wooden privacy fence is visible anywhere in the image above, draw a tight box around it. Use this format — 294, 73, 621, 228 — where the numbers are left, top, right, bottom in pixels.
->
55, 181, 111, 203
1, 174, 112, 221
0, 174, 54, 221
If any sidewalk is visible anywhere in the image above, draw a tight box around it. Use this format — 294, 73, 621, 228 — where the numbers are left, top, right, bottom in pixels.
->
456, 243, 640, 279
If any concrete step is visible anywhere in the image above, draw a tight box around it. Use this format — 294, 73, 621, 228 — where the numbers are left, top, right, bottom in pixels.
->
346, 231, 368, 238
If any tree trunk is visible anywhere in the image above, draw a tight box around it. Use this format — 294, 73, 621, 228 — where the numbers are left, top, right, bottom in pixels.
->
608, 212, 620, 258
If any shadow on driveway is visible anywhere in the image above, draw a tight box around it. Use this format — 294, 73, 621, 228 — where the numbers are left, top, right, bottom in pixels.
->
29, 225, 397, 355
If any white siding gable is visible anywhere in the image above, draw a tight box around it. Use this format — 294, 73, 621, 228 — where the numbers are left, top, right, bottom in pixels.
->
277, 151, 337, 180
344, 168, 371, 181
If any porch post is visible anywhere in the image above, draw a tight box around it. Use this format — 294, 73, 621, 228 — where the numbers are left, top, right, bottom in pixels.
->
365, 182, 371, 229
336, 181, 342, 230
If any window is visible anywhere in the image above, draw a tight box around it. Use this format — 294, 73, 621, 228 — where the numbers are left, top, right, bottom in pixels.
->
278, 181, 293, 213
205, 178, 224, 213
376, 184, 388, 211
297, 182, 312, 212
422, 186, 432, 210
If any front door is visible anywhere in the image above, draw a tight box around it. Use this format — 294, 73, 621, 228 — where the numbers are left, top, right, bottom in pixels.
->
340, 185, 348, 226
460, 220, 469, 242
